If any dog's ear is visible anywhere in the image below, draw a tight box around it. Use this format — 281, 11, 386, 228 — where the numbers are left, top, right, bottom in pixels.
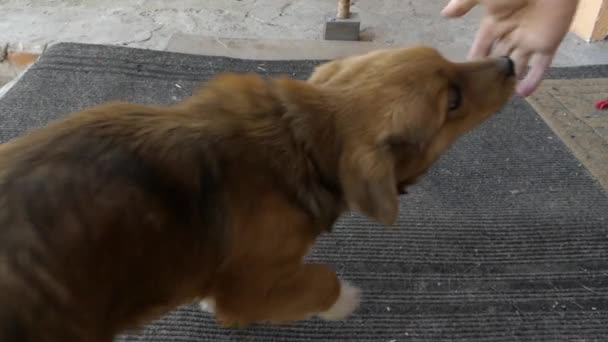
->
339, 144, 398, 225
308, 60, 342, 86
273, 77, 328, 114
275, 77, 399, 224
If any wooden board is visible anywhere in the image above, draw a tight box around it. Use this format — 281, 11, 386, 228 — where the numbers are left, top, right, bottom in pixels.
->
571, 0, 608, 41
527, 78, 608, 190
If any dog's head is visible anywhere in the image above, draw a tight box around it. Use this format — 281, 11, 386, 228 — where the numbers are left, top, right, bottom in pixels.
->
303, 46, 515, 225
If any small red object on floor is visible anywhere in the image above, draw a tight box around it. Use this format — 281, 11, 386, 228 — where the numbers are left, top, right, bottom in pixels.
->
595, 99, 608, 110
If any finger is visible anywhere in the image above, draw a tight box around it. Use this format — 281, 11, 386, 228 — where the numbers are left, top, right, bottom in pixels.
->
491, 38, 515, 58
469, 18, 518, 60
509, 47, 531, 78
441, 0, 478, 17
516, 53, 553, 97
484, 0, 528, 16
468, 18, 495, 60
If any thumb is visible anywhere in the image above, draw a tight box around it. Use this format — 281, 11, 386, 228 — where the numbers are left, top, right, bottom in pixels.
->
441, 0, 478, 17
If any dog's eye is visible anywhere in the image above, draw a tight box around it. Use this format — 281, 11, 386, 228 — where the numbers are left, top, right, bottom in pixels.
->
448, 84, 462, 112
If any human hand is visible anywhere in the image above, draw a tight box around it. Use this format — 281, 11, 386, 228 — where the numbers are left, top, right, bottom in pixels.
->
441, 0, 580, 96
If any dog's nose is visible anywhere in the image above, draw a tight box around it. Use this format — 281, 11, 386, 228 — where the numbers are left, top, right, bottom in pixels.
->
498, 56, 515, 77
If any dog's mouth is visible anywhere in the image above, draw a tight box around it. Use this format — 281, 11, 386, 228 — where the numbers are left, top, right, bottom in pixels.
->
397, 181, 409, 195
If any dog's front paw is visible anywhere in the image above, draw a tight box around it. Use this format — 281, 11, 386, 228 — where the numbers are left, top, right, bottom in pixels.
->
199, 298, 216, 314
318, 280, 361, 321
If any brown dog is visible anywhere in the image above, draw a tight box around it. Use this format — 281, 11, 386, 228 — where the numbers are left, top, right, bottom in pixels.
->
0, 46, 515, 341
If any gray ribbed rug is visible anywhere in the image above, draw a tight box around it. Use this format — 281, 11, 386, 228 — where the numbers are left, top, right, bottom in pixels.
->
1, 43, 608, 342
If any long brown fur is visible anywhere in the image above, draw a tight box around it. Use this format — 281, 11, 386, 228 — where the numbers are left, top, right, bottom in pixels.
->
0, 46, 515, 341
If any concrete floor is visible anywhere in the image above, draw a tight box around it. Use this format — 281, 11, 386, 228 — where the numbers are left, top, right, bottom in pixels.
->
0, 0, 607, 93
0, 0, 474, 51
0, 0, 607, 65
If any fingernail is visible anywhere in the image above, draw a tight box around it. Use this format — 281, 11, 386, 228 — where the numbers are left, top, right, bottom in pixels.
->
516, 83, 532, 97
